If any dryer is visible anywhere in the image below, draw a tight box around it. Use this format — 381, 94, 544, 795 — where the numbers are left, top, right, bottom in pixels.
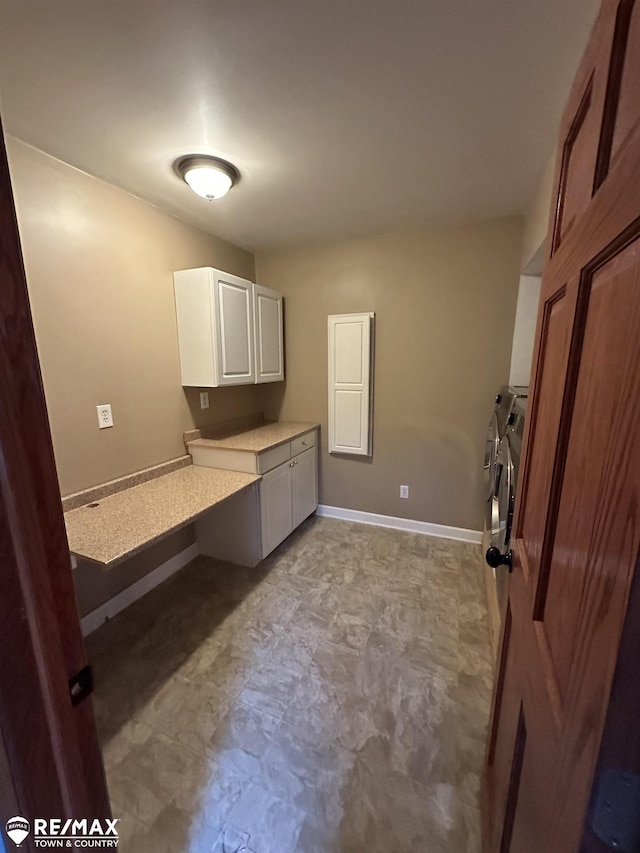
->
483, 385, 528, 526
486, 397, 527, 612
482, 387, 527, 657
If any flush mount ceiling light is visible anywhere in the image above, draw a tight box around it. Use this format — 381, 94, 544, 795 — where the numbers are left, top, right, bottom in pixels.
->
175, 155, 240, 201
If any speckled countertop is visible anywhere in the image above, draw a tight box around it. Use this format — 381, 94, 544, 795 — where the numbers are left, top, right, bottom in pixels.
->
65, 466, 259, 568
187, 421, 319, 454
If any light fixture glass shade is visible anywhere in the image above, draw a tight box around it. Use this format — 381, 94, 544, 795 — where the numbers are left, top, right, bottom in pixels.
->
176, 156, 239, 201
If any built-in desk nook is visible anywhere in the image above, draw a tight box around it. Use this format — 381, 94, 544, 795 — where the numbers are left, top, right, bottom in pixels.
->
64, 421, 319, 633
64, 462, 260, 568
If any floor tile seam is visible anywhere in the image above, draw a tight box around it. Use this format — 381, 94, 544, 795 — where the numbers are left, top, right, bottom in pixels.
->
101, 719, 157, 763
126, 706, 244, 765
259, 719, 357, 778
234, 697, 289, 728
179, 663, 253, 699
106, 793, 150, 830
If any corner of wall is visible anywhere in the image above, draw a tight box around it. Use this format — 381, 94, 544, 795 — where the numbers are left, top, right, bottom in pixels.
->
521, 153, 556, 273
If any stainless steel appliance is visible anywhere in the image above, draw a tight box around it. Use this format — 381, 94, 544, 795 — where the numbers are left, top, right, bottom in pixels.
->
483, 385, 528, 527
486, 397, 527, 610
482, 386, 527, 655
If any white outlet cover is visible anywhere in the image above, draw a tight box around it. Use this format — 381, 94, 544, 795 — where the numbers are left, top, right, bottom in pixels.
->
400, 485, 409, 499
97, 404, 113, 429
200, 391, 210, 410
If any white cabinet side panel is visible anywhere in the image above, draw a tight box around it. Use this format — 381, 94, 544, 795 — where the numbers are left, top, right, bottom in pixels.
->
328, 313, 374, 456
195, 484, 262, 567
173, 268, 217, 386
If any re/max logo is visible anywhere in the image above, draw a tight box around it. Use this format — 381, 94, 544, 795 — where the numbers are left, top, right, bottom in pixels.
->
34, 820, 119, 837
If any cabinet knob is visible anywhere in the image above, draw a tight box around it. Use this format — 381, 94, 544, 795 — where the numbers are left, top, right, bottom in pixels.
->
302, 440, 308, 445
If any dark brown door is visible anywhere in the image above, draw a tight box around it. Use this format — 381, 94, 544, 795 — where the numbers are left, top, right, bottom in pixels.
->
0, 119, 110, 847
484, 1, 640, 851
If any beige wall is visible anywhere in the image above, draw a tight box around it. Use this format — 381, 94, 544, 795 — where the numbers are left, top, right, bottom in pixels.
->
7, 138, 260, 496
258, 216, 523, 532
521, 152, 556, 273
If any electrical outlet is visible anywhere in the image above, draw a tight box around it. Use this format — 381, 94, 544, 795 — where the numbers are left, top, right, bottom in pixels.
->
200, 391, 210, 410
96, 404, 113, 429
400, 485, 409, 499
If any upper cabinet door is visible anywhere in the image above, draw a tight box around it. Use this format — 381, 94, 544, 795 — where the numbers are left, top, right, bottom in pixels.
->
213, 271, 255, 385
253, 284, 284, 383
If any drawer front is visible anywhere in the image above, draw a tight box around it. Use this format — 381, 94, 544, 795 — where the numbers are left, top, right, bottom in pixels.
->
257, 441, 291, 474
291, 430, 316, 457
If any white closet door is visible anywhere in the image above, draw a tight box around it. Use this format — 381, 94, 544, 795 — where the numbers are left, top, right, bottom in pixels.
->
328, 313, 374, 456
253, 284, 284, 383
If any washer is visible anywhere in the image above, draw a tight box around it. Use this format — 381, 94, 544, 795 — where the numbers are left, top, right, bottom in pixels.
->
483, 385, 528, 517
482, 386, 527, 656
488, 397, 527, 612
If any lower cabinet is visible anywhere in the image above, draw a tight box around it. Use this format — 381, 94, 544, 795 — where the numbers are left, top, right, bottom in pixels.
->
260, 445, 318, 558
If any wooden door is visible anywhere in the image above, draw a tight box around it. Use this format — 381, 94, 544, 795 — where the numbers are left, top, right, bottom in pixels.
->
484, 2, 640, 851
253, 283, 284, 383
0, 121, 110, 845
214, 270, 255, 385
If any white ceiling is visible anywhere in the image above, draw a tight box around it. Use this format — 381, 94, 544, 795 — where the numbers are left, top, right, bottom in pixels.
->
0, 1, 599, 252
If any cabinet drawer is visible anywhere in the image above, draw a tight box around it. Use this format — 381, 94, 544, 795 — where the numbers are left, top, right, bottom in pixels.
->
291, 431, 316, 457
257, 441, 291, 474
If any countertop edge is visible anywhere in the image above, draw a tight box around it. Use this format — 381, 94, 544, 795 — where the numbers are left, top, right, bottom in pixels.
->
187, 422, 319, 454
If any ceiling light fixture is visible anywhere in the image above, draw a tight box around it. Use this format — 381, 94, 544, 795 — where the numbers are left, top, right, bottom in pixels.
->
175, 155, 240, 201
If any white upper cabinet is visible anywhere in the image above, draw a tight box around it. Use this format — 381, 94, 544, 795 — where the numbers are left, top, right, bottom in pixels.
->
253, 284, 284, 383
328, 312, 374, 456
173, 268, 284, 387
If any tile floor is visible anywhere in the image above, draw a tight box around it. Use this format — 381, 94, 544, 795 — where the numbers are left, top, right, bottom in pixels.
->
87, 516, 494, 853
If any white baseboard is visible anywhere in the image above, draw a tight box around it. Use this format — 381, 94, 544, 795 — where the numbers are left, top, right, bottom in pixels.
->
316, 505, 481, 544
80, 543, 200, 636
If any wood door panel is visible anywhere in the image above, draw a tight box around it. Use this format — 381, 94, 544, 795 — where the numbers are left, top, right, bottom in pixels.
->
550, 1, 615, 254
519, 287, 572, 590
546, 235, 640, 849
609, 0, 640, 162
543, 234, 640, 703
500, 705, 528, 853
484, 3, 640, 850
486, 607, 523, 851
579, 552, 640, 852
594, 0, 639, 187
552, 78, 597, 251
